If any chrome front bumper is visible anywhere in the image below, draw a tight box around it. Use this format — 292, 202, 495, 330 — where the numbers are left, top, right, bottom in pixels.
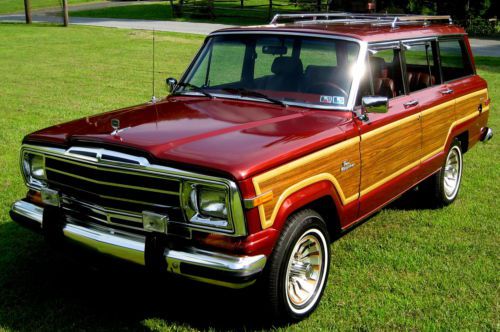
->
10, 200, 266, 288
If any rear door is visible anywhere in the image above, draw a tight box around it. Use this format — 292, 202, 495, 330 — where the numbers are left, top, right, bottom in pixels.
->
402, 39, 455, 177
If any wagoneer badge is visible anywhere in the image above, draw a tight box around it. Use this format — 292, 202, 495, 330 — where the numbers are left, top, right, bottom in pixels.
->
341, 161, 355, 172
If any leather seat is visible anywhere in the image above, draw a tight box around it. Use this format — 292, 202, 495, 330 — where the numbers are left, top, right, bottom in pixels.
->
408, 71, 436, 91
369, 57, 389, 78
373, 78, 396, 98
369, 56, 396, 98
262, 57, 303, 91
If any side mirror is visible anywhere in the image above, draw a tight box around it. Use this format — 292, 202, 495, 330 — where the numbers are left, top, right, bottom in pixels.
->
362, 96, 389, 114
166, 77, 178, 93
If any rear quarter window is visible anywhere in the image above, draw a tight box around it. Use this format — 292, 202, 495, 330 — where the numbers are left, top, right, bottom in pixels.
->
439, 39, 474, 82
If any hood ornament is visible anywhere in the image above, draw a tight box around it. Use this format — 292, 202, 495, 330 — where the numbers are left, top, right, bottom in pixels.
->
111, 118, 121, 136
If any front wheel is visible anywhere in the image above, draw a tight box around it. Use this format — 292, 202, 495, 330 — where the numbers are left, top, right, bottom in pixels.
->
262, 209, 330, 321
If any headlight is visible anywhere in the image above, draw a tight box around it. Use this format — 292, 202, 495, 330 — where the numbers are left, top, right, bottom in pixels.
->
197, 187, 228, 219
21, 152, 47, 188
182, 182, 232, 231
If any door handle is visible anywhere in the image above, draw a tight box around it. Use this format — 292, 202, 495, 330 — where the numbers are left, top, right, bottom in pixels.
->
440, 88, 454, 95
404, 100, 419, 108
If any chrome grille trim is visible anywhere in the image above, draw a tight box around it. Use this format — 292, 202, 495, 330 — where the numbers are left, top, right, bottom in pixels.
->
21, 144, 247, 237
46, 165, 179, 196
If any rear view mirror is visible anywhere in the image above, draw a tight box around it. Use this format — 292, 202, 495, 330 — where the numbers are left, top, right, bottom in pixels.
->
262, 45, 288, 55
362, 96, 388, 114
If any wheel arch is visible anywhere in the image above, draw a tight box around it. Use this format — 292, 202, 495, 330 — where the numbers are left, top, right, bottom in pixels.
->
269, 180, 343, 240
455, 130, 469, 153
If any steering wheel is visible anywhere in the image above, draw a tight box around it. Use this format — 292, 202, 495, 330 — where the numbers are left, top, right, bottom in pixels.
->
308, 82, 348, 99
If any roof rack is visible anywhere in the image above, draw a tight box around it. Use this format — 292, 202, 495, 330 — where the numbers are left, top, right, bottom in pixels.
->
270, 13, 453, 28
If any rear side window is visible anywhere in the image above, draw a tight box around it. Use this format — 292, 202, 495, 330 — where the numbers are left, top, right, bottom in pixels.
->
404, 42, 439, 92
439, 39, 474, 82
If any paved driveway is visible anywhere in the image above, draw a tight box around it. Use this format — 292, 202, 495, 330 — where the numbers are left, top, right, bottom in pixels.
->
0, 10, 499, 56
0, 14, 231, 35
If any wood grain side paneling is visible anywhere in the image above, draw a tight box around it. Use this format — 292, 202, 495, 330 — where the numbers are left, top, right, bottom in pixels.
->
421, 88, 488, 160
421, 99, 455, 159
251, 89, 489, 230
360, 113, 421, 195
253, 137, 360, 229
455, 89, 488, 120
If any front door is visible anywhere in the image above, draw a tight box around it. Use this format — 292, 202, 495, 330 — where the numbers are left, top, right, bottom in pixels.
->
356, 45, 423, 216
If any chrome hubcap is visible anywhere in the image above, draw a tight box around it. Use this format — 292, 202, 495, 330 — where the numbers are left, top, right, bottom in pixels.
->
444, 147, 461, 199
285, 232, 324, 307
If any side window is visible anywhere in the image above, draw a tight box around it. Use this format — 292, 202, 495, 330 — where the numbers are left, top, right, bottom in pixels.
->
356, 47, 404, 105
404, 42, 438, 92
439, 39, 474, 82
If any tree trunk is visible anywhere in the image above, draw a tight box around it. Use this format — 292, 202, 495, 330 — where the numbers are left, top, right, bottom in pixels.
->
23, 0, 32, 24
62, 0, 69, 26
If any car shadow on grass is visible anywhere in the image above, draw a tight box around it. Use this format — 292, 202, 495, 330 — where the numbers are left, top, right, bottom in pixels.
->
0, 221, 284, 332
0, 189, 440, 331
385, 186, 441, 211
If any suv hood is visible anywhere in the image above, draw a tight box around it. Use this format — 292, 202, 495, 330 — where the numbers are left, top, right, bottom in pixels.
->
26, 96, 353, 180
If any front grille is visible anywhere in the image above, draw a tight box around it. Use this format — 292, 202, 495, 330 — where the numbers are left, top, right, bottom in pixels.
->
45, 156, 184, 231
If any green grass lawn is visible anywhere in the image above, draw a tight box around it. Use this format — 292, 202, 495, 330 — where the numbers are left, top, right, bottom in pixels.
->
0, 23, 498, 331
71, 1, 304, 25
0, 0, 103, 14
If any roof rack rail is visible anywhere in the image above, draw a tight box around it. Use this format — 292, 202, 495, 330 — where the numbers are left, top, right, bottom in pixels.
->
270, 12, 453, 28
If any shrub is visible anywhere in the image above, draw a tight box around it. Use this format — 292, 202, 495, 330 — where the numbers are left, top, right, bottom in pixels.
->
466, 16, 496, 36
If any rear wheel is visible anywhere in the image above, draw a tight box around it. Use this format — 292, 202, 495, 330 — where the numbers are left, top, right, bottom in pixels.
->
262, 209, 330, 321
421, 140, 463, 207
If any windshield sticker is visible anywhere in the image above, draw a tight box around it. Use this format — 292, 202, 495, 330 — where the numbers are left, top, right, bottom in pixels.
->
320, 96, 345, 105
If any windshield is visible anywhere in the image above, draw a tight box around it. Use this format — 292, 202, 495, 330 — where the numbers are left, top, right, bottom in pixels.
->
180, 34, 361, 108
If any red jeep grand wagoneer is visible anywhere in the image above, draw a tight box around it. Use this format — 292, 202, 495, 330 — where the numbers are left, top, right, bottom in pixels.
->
11, 13, 493, 320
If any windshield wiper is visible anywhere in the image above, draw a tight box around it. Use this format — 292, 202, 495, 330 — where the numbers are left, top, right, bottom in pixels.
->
222, 88, 288, 108
175, 82, 213, 99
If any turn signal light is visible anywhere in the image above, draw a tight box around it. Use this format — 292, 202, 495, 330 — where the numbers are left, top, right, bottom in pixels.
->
243, 191, 273, 209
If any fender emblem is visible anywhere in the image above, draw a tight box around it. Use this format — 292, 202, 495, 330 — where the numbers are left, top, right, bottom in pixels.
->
341, 161, 355, 172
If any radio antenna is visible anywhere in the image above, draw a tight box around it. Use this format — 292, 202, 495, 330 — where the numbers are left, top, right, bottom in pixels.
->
151, 28, 157, 103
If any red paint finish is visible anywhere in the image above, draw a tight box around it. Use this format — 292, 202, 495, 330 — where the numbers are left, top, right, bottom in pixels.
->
26, 96, 353, 181
194, 228, 279, 256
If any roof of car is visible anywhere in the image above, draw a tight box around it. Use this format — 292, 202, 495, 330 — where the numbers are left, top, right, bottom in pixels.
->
213, 13, 466, 43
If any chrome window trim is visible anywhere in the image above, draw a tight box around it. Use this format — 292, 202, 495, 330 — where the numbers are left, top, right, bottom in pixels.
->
179, 30, 368, 111
20, 144, 247, 237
